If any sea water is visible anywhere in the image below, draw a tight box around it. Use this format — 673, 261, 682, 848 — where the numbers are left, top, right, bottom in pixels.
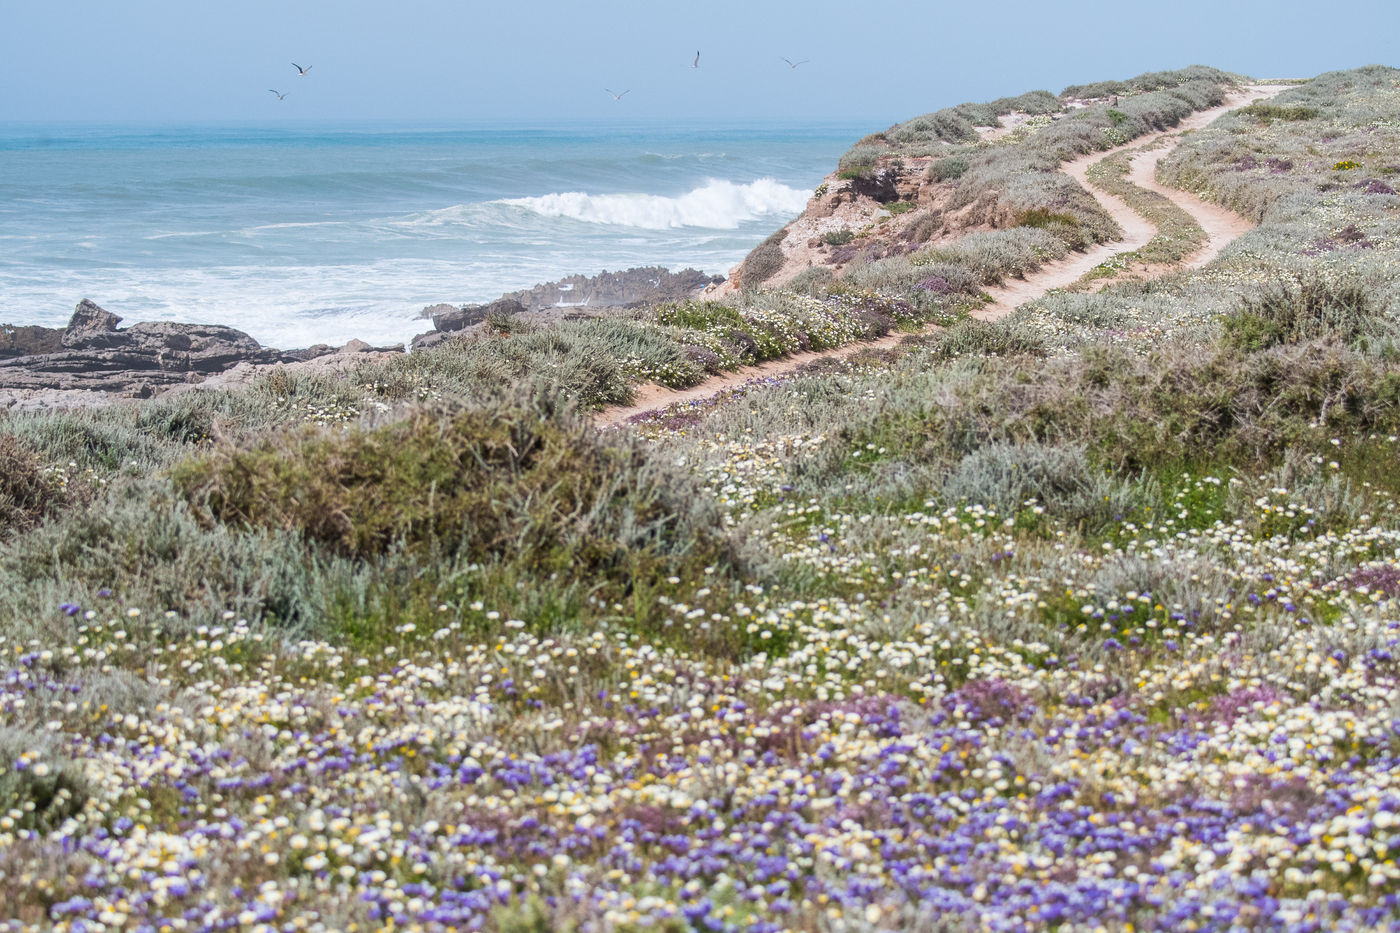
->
0, 122, 866, 349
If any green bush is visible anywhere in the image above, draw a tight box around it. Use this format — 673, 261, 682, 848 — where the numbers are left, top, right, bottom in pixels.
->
929, 157, 970, 182
1239, 103, 1321, 122
821, 229, 856, 246
0, 434, 63, 534
1221, 277, 1389, 352
741, 242, 786, 287
171, 398, 735, 586
941, 442, 1137, 532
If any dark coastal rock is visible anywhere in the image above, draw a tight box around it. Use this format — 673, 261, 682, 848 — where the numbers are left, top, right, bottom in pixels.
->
62, 299, 123, 348
431, 297, 526, 333
847, 167, 903, 203
281, 344, 339, 362
0, 299, 288, 399
409, 330, 452, 352
0, 324, 64, 360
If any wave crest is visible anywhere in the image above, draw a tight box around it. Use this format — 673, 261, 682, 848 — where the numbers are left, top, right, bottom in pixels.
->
498, 178, 807, 229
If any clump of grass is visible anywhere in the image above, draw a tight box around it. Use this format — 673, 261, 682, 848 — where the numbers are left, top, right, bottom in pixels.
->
822, 229, 856, 246
1221, 276, 1392, 352
941, 441, 1138, 533
921, 227, 1068, 285
1239, 102, 1321, 123
172, 395, 736, 585
0, 434, 64, 534
929, 157, 970, 182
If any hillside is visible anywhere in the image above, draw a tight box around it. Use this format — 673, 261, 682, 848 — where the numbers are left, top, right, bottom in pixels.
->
3, 65, 1400, 931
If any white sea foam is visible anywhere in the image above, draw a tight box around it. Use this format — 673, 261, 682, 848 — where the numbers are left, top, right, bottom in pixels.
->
498, 178, 808, 230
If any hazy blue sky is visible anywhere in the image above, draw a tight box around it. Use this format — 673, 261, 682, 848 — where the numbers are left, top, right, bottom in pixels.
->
2, 0, 1396, 128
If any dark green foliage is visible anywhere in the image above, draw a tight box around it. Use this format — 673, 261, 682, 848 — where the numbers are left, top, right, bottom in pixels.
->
822, 229, 856, 246
0, 434, 62, 533
1238, 103, 1321, 122
657, 301, 747, 333
1017, 207, 1081, 230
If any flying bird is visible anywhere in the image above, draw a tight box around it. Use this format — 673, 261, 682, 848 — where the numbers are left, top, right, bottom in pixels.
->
691, 51, 700, 69
268, 89, 288, 100
782, 57, 810, 69
292, 62, 313, 76
604, 88, 630, 101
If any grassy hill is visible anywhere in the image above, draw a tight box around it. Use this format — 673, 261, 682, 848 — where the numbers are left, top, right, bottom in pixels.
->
2, 65, 1400, 931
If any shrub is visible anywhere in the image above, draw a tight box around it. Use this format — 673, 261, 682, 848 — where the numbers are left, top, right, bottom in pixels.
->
1061, 65, 1241, 99
171, 398, 736, 589
921, 227, 1067, 285
0, 434, 62, 534
1221, 276, 1390, 352
1239, 103, 1321, 122
929, 157, 970, 182
0, 728, 91, 835
740, 242, 785, 287
787, 266, 835, 294
925, 317, 1047, 359
1017, 207, 1081, 230
837, 144, 886, 177
822, 229, 856, 246
941, 442, 1136, 531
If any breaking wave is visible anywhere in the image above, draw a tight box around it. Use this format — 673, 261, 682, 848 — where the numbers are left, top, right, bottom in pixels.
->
498, 178, 808, 230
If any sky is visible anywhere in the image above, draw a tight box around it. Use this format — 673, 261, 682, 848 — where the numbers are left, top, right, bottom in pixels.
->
2, 0, 1398, 129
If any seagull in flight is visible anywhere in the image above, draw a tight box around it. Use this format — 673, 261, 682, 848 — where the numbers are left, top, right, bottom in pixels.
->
782, 57, 810, 69
292, 62, 313, 76
604, 88, 630, 101
268, 89, 288, 100
691, 51, 700, 69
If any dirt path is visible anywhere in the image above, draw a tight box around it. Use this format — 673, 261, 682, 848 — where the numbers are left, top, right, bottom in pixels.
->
598, 85, 1288, 426
972, 84, 1289, 319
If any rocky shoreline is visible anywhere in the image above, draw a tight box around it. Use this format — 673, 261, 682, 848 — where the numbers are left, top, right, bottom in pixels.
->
0, 266, 718, 409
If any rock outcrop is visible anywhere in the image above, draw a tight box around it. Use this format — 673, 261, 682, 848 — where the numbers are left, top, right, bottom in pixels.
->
0, 300, 292, 400
0, 324, 64, 360
409, 267, 720, 350
430, 297, 527, 334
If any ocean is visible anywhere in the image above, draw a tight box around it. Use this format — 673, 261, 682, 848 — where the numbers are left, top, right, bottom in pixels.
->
0, 122, 867, 350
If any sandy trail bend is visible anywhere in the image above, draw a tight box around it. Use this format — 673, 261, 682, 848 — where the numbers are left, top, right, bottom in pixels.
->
972, 84, 1288, 319
598, 85, 1288, 426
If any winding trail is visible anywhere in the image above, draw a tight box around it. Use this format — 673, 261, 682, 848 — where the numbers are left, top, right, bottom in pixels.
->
599, 85, 1288, 426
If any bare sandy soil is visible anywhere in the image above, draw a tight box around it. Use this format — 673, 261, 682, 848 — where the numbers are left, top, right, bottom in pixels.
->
598, 86, 1288, 427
